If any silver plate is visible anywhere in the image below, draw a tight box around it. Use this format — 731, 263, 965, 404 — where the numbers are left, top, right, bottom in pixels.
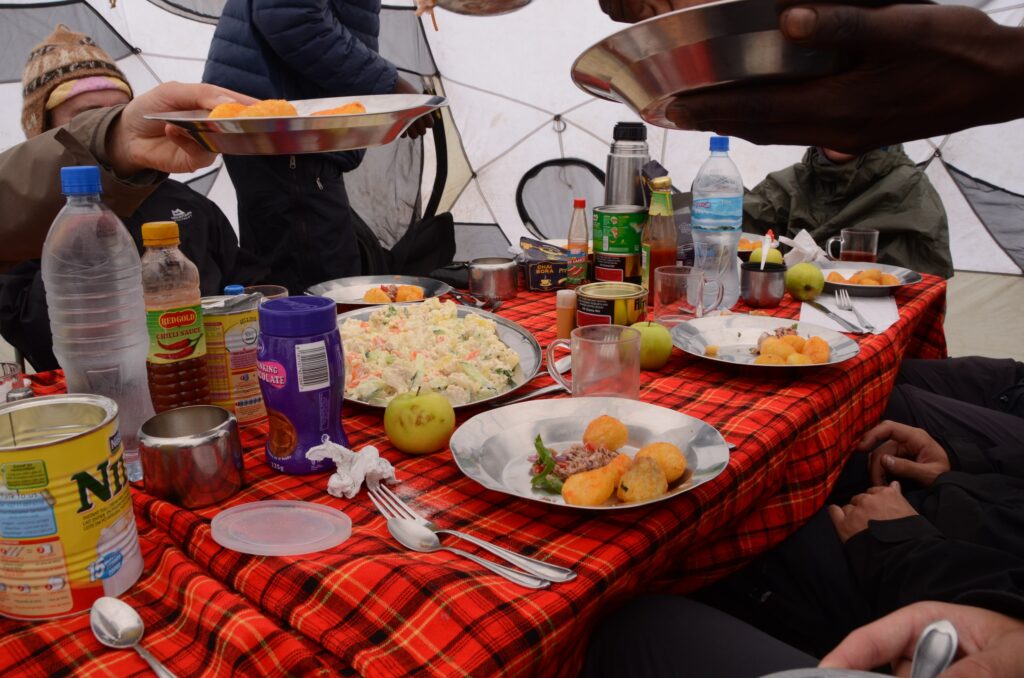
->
571, 0, 842, 128
438, 0, 532, 15
307, 275, 452, 307
672, 314, 860, 368
336, 303, 541, 409
820, 261, 924, 297
759, 671, 885, 678
147, 94, 447, 155
450, 397, 729, 510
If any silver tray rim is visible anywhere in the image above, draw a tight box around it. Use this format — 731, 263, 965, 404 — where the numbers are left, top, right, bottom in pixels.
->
307, 275, 453, 307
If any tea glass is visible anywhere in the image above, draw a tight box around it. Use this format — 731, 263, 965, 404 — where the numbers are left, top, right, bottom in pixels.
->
545, 325, 640, 399
653, 266, 723, 327
826, 228, 879, 263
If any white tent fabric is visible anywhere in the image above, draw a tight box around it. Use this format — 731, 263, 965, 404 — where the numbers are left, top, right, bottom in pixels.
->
0, 0, 1021, 360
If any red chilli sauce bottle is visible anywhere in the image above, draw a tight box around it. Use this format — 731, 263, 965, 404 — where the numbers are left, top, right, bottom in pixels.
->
257, 296, 348, 474
141, 221, 211, 412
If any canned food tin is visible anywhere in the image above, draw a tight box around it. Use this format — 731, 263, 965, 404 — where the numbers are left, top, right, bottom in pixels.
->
202, 294, 267, 426
592, 205, 645, 255
0, 394, 143, 620
593, 252, 642, 284
576, 282, 647, 327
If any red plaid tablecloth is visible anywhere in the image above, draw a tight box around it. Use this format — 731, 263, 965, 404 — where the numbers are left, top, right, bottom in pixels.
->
1, 279, 947, 677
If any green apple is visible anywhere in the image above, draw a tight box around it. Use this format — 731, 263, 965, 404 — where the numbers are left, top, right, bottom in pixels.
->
630, 321, 673, 370
785, 262, 825, 301
384, 390, 456, 455
750, 246, 783, 265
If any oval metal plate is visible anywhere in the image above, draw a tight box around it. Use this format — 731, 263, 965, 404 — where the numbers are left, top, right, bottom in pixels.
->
450, 397, 729, 510
671, 314, 860, 369
336, 302, 541, 409
307, 275, 452, 307
820, 261, 924, 298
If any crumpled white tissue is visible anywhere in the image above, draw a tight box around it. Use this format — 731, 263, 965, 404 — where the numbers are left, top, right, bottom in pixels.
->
779, 229, 831, 267
305, 436, 397, 499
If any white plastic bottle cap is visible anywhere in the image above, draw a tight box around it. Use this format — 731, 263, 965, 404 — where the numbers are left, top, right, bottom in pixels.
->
556, 289, 577, 308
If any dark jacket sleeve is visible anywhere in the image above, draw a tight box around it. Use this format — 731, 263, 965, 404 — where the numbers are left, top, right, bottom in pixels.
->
206, 199, 269, 288
940, 434, 1024, 481
0, 261, 59, 371
251, 0, 398, 97
844, 515, 1024, 616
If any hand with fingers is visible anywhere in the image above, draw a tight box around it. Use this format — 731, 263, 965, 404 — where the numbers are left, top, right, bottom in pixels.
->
820, 601, 1024, 677
858, 420, 951, 488
828, 481, 918, 543
662, 3, 1024, 151
393, 77, 436, 139
108, 81, 255, 176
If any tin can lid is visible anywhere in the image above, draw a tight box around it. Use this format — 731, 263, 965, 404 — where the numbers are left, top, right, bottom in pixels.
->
258, 296, 337, 337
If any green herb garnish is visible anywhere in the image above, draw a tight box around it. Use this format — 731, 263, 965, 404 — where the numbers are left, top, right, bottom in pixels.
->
531, 434, 563, 494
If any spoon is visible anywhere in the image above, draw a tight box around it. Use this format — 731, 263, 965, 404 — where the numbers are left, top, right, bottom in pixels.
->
387, 518, 550, 589
90, 596, 177, 678
909, 620, 958, 678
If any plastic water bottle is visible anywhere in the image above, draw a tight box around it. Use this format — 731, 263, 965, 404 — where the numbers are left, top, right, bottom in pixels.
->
42, 166, 155, 481
691, 136, 743, 310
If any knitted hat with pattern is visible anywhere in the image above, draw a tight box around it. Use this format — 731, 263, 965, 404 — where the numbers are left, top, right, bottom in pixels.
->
21, 24, 132, 138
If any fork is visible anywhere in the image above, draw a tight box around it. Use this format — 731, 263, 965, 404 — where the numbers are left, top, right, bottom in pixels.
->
835, 288, 876, 333
369, 484, 576, 583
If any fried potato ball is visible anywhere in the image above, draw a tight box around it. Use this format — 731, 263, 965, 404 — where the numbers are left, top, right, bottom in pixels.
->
635, 442, 686, 483
787, 352, 813, 366
239, 99, 298, 117
312, 102, 367, 116
362, 287, 391, 303
754, 354, 786, 365
583, 415, 629, 451
859, 279, 880, 286
879, 273, 901, 286
395, 285, 425, 302
562, 458, 627, 507
779, 335, 807, 353
827, 272, 847, 283
616, 457, 668, 503
859, 268, 883, 282
208, 102, 248, 119
804, 336, 831, 364
760, 337, 796, 359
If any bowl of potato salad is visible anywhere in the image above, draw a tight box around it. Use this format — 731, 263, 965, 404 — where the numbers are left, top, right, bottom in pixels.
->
337, 298, 541, 408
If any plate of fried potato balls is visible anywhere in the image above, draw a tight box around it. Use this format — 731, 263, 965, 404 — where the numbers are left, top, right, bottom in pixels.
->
306, 275, 451, 310
449, 398, 729, 510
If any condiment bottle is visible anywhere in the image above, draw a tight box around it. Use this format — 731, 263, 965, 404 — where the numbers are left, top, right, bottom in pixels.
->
257, 296, 348, 474
641, 176, 678, 303
141, 221, 211, 413
566, 198, 589, 286
556, 289, 577, 339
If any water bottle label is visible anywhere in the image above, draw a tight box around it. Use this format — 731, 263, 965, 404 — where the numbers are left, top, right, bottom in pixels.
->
146, 304, 207, 364
691, 196, 742, 226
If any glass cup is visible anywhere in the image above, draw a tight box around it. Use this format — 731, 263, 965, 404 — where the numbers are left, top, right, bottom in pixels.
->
545, 325, 640, 399
826, 228, 879, 263
244, 285, 289, 303
653, 266, 723, 327
0, 363, 22, 401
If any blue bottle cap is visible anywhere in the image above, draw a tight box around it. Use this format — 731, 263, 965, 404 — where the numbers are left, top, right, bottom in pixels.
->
710, 136, 730, 152
60, 166, 102, 195
224, 284, 245, 295
258, 296, 337, 338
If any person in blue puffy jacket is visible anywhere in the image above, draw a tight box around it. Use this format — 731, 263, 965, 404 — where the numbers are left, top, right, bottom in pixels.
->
203, 0, 432, 293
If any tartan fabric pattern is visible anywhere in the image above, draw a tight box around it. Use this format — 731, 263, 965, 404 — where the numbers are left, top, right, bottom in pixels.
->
1, 277, 947, 677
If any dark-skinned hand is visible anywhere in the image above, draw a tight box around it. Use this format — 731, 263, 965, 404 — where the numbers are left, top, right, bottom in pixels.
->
828, 481, 918, 543
393, 76, 435, 140
858, 420, 951, 488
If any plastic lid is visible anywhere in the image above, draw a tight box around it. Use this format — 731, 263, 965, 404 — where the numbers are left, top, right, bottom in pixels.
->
710, 136, 730, 152
573, 198, 586, 209
60, 166, 101, 195
649, 176, 672, 191
141, 221, 180, 247
224, 284, 245, 295
613, 122, 647, 142
556, 289, 577, 308
211, 500, 352, 556
259, 296, 337, 337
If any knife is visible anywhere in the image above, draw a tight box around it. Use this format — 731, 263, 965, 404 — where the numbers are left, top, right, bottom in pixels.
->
805, 300, 866, 334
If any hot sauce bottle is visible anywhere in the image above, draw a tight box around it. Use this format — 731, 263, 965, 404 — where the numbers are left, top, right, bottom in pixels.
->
140, 221, 211, 412
641, 176, 678, 304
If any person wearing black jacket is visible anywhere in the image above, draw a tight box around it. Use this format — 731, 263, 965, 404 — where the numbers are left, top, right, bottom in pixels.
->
0, 177, 268, 371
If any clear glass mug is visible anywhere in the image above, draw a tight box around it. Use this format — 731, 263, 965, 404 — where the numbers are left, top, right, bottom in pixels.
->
545, 325, 641, 399
654, 266, 723, 327
0, 363, 22, 401
825, 228, 879, 263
